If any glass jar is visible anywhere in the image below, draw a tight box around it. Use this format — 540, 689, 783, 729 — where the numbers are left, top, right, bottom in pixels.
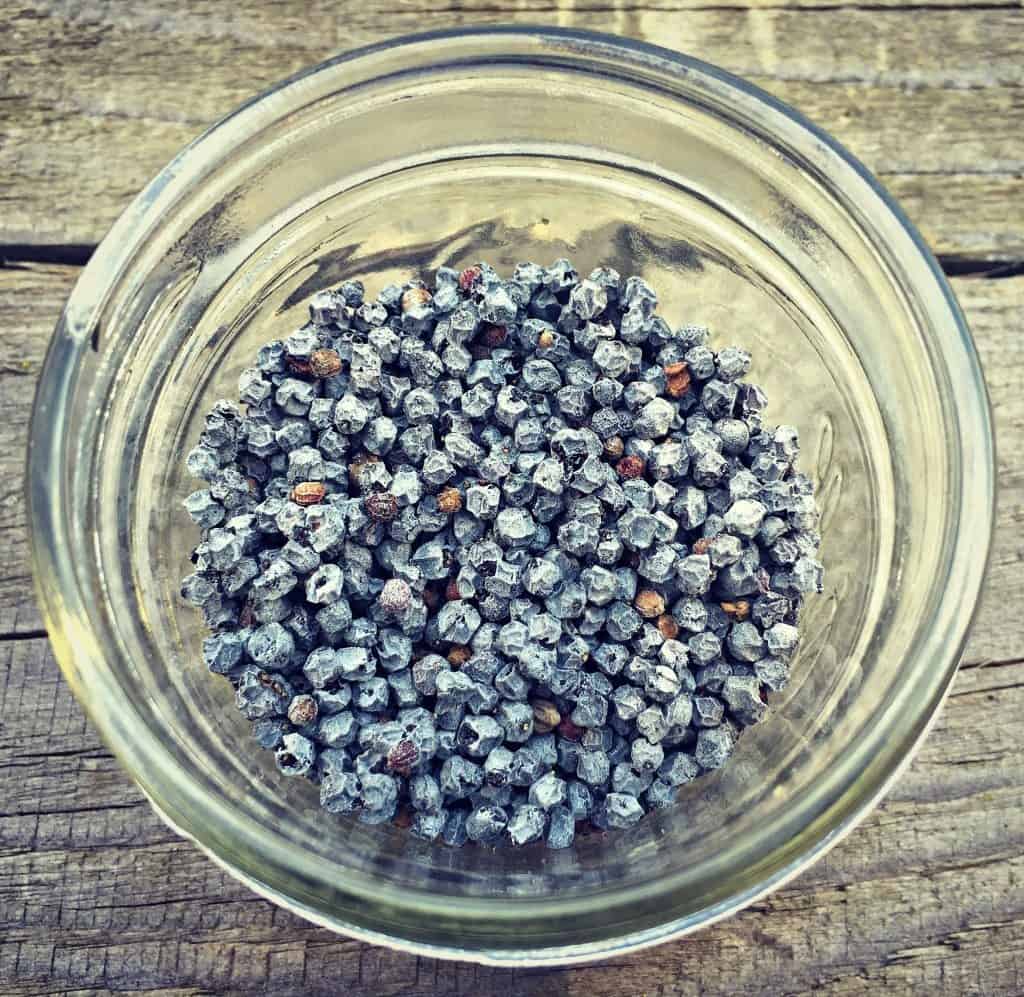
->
28, 28, 994, 964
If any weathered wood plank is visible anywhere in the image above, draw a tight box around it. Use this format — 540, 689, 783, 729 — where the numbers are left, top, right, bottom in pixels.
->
1, 636, 1021, 994
882, 173, 1024, 264
7, 265, 1019, 652
1, 2, 1022, 254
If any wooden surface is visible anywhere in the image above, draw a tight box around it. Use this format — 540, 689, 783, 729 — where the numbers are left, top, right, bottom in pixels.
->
1, 1, 1022, 994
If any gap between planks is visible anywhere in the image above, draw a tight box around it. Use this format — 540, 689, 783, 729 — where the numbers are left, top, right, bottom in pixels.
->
2, 244, 1023, 278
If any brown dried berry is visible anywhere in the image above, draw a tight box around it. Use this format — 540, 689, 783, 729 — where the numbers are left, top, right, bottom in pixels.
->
287, 695, 318, 727
481, 323, 507, 347
616, 455, 645, 480
401, 287, 433, 312
309, 348, 343, 378
666, 364, 692, 398
437, 487, 462, 513
657, 614, 679, 640
422, 586, 442, 611
720, 599, 751, 621
537, 330, 555, 350
239, 603, 256, 628
291, 481, 326, 506
445, 579, 461, 602
365, 491, 398, 522
469, 342, 493, 360
386, 739, 418, 777
447, 645, 472, 668
691, 537, 712, 556
635, 589, 666, 619
531, 699, 561, 734
557, 717, 583, 741
458, 266, 482, 293
603, 435, 625, 459
286, 356, 313, 375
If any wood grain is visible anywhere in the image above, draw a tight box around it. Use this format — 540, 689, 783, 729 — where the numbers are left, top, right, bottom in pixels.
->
1, 1, 1022, 256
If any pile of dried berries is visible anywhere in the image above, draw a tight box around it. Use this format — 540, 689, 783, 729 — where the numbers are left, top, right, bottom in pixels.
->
180, 259, 823, 849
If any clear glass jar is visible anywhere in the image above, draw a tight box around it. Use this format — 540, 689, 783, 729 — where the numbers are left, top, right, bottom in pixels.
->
28, 28, 994, 964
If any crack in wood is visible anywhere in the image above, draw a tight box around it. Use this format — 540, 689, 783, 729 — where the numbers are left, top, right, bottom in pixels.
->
0, 629, 48, 642
937, 255, 1024, 279
0, 801, 145, 820
959, 654, 1024, 671
950, 679, 1024, 699
0, 244, 94, 267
